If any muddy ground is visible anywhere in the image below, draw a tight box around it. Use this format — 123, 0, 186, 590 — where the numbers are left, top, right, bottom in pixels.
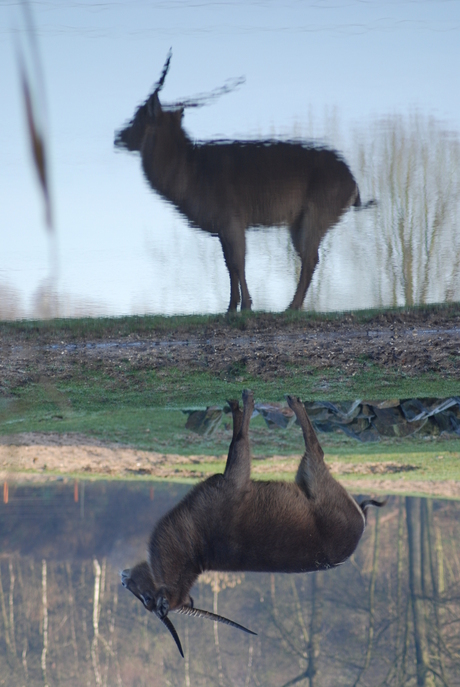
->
1, 306, 460, 388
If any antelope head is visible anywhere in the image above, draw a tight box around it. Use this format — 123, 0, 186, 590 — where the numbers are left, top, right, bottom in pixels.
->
121, 561, 256, 658
114, 48, 244, 154
114, 48, 177, 153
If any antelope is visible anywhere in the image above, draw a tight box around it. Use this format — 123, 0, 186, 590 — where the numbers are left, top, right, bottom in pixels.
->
115, 51, 375, 312
121, 390, 386, 657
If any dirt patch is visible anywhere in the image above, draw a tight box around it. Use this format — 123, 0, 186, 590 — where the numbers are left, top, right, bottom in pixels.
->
337, 478, 460, 500
1, 307, 459, 390
1, 433, 459, 498
0, 435, 226, 480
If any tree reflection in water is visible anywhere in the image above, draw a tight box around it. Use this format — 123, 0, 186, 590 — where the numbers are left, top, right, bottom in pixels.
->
0, 482, 459, 686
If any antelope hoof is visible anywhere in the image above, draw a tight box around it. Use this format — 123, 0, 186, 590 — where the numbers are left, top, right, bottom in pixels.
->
226, 399, 240, 413
286, 395, 302, 411
242, 389, 254, 405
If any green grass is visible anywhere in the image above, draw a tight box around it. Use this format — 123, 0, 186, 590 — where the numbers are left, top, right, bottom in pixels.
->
2, 365, 458, 421
3, 389, 460, 488
2, 388, 460, 457
1, 354, 459, 455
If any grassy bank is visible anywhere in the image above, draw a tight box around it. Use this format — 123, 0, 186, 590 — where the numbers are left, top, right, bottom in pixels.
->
1, 301, 459, 339
1, 306, 459, 484
2, 400, 460, 455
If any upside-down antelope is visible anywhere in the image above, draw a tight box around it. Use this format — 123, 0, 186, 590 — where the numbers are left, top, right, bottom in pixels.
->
121, 390, 385, 656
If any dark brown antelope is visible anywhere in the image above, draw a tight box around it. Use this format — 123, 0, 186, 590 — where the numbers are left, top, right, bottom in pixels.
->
115, 52, 375, 312
121, 390, 386, 656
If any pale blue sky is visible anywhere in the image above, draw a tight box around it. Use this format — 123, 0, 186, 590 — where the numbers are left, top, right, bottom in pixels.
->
1, 1, 459, 316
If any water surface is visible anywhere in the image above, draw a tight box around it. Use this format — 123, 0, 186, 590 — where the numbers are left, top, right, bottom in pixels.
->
2, 2, 460, 318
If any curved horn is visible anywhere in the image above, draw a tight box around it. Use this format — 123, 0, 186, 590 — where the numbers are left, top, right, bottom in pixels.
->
174, 605, 257, 636
154, 48, 172, 94
160, 614, 184, 658
164, 76, 245, 110
360, 497, 388, 513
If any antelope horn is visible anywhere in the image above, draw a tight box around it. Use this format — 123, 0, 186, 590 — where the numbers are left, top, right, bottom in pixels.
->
360, 497, 389, 512
174, 605, 257, 636
167, 75, 245, 110
154, 48, 172, 94
159, 614, 184, 658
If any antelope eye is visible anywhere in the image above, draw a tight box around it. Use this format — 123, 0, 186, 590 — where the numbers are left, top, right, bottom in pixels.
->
141, 593, 153, 607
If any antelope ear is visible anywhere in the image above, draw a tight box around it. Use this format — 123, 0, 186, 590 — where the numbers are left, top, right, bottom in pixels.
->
156, 594, 169, 619
173, 107, 184, 122
147, 91, 162, 119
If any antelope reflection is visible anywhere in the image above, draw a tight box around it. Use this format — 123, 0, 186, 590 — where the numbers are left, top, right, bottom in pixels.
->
115, 51, 375, 312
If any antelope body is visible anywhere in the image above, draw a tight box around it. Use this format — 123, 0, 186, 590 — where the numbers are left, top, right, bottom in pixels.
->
115, 53, 372, 311
122, 390, 385, 656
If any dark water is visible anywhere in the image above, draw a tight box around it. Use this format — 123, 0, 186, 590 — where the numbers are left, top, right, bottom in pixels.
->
1, 481, 459, 686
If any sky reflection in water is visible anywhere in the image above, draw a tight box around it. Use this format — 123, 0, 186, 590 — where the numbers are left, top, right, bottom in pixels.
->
1, 1, 460, 317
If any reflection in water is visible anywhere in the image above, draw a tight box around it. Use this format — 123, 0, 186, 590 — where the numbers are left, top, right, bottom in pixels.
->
3, 113, 459, 318
115, 52, 374, 313
1, 483, 460, 686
